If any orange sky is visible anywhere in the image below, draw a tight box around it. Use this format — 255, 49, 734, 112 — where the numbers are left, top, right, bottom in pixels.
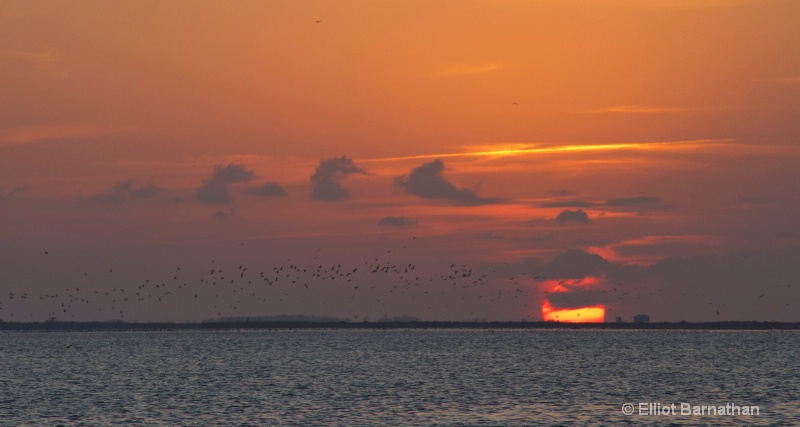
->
1, 0, 799, 322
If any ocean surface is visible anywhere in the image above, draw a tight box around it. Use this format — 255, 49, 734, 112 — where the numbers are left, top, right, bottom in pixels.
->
1, 329, 797, 426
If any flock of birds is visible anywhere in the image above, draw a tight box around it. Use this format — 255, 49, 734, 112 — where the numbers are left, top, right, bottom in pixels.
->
1, 246, 543, 323
2, 243, 790, 322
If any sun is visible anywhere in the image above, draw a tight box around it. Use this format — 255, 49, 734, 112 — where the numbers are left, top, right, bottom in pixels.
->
542, 299, 606, 323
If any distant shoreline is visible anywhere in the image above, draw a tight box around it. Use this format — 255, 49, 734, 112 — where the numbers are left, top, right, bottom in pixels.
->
2, 321, 800, 331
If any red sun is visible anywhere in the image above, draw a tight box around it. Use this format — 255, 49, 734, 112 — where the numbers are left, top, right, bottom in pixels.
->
542, 299, 605, 323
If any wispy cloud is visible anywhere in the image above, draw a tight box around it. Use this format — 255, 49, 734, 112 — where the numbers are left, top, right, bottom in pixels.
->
360, 139, 735, 164
590, 235, 721, 265
0, 123, 132, 146
92, 178, 160, 205
378, 216, 416, 227
541, 196, 664, 211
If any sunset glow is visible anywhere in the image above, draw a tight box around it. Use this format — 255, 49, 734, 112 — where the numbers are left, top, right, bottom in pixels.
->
360, 139, 731, 164
1, 0, 799, 323
542, 300, 606, 323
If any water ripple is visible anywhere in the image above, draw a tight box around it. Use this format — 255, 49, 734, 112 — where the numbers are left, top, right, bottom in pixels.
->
1, 329, 797, 426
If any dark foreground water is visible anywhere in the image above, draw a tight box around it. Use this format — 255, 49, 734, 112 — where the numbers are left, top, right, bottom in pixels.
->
0, 329, 797, 426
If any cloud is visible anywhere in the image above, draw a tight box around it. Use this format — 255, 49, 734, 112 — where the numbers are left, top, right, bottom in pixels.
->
197, 163, 254, 205
547, 287, 608, 309
310, 156, 366, 201
394, 159, 502, 206
246, 182, 287, 197
542, 249, 611, 279
92, 178, 160, 205
541, 200, 597, 208
378, 216, 415, 227
131, 184, 158, 199
613, 238, 709, 258
555, 209, 592, 225
605, 196, 662, 207
542, 196, 662, 209
595, 235, 720, 265
0, 123, 131, 147
528, 233, 555, 243
361, 140, 731, 164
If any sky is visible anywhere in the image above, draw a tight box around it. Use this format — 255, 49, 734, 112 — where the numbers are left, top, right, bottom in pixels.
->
1, 0, 799, 323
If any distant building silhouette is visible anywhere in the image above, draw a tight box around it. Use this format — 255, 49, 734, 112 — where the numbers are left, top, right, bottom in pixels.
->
634, 314, 650, 323
615, 316, 624, 323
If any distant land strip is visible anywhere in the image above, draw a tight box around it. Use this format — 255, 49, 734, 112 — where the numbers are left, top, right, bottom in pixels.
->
2, 321, 800, 332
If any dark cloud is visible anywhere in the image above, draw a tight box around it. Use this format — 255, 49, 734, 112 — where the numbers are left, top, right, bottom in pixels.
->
528, 233, 555, 242
246, 182, 287, 197
378, 215, 415, 227
542, 196, 662, 209
310, 156, 366, 201
542, 249, 611, 279
535, 251, 624, 309
130, 184, 158, 199
394, 159, 502, 206
541, 200, 597, 208
197, 163, 254, 205
478, 232, 506, 240
605, 196, 662, 207
93, 178, 160, 205
312, 179, 349, 201
613, 241, 703, 257
93, 179, 134, 204
555, 209, 592, 225
547, 287, 608, 309
575, 239, 611, 247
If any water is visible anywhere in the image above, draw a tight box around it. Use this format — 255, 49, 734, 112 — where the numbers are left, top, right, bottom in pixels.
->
1, 329, 797, 426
